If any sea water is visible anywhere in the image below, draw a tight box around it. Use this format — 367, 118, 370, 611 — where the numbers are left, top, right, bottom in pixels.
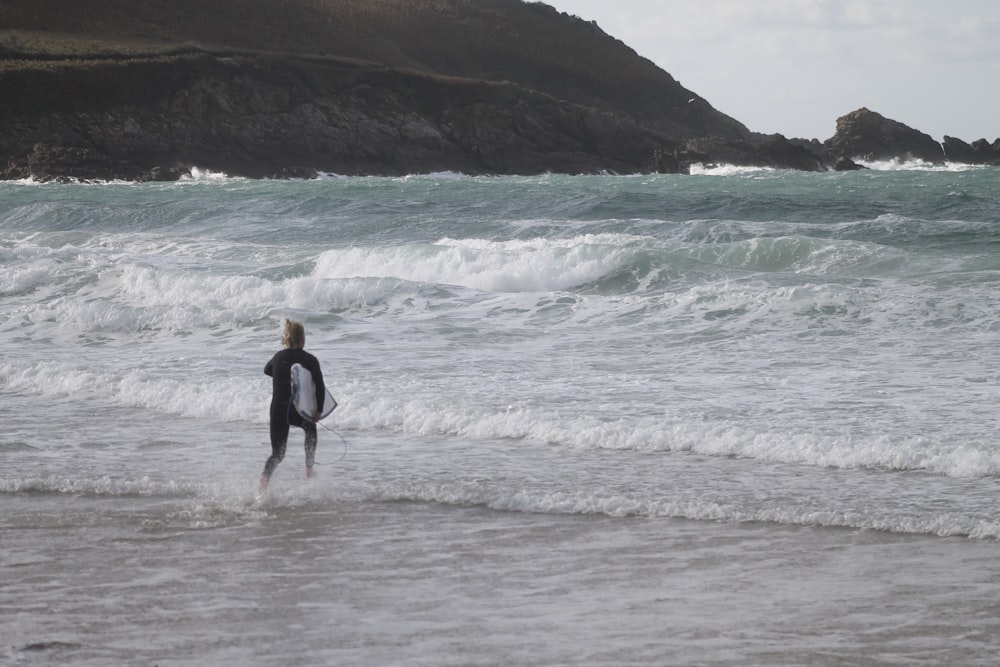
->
2, 166, 1000, 665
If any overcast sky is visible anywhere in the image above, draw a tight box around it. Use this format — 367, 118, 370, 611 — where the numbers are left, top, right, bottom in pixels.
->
543, 0, 1000, 142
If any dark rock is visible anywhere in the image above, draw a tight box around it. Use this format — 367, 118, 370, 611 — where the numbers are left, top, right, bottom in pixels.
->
943, 135, 1000, 165
979, 139, 1000, 166
1, 143, 143, 182
833, 157, 866, 171
752, 133, 826, 171
685, 133, 824, 171
824, 108, 944, 164
647, 147, 713, 174
942, 136, 976, 163
143, 166, 191, 182
274, 166, 319, 180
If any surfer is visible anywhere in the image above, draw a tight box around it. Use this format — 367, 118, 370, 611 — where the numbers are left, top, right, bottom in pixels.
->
259, 319, 326, 494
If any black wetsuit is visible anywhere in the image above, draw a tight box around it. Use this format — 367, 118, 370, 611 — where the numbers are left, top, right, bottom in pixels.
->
262, 348, 326, 479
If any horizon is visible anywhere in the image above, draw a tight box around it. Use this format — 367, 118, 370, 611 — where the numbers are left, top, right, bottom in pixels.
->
544, 0, 1000, 143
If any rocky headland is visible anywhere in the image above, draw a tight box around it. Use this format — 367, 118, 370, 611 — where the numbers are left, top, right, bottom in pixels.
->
1, 0, 997, 181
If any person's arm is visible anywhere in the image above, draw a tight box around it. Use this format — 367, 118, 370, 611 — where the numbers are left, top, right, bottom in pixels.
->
264, 357, 274, 377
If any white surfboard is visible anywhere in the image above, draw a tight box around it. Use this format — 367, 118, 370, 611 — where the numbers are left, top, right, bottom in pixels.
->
290, 363, 337, 421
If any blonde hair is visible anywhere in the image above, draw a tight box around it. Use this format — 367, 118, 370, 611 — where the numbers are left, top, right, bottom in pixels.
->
282, 319, 305, 349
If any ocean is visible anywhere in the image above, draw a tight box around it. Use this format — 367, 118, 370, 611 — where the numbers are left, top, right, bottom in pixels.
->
3, 164, 1000, 666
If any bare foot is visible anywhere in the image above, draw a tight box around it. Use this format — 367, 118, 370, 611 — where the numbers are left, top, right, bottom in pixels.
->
257, 475, 269, 496
305, 466, 315, 479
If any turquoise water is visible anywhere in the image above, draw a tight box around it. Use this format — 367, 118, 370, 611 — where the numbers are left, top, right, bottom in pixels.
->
3, 166, 1000, 665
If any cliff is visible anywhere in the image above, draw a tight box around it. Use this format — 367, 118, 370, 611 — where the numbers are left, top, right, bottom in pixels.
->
0, 0, 819, 180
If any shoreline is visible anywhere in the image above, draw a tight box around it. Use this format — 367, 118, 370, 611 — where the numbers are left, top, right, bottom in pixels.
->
1, 158, 994, 186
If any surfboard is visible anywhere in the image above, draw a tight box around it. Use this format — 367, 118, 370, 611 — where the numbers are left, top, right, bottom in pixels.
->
290, 363, 337, 422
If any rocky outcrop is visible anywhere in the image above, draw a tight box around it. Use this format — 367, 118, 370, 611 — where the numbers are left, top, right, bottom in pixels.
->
942, 136, 1000, 165
832, 157, 867, 171
823, 108, 944, 164
687, 133, 825, 171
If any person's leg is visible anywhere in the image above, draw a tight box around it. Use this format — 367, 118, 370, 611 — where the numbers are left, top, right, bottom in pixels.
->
260, 409, 290, 492
303, 422, 317, 478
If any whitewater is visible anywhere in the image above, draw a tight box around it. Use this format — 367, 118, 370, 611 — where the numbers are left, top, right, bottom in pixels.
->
3, 166, 1000, 665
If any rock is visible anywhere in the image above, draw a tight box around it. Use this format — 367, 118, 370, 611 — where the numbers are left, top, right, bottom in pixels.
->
684, 133, 824, 171
1, 143, 143, 182
942, 136, 1000, 165
824, 108, 944, 164
752, 134, 826, 171
647, 147, 713, 174
273, 166, 319, 180
833, 157, 866, 171
942, 136, 976, 163
977, 139, 1000, 166
143, 166, 192, 182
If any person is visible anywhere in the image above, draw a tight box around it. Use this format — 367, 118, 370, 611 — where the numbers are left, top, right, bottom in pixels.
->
259, 319, 326, 494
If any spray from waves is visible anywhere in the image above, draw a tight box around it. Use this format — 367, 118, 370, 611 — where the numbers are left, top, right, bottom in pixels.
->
5, 166, 240, 185
183, 167, 236, 181
689, 164, 778, 177
690, 161, 986, 174
856, 159, 986, 172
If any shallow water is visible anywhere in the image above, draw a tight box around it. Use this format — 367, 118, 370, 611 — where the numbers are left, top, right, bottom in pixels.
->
3, 167, 1000, 665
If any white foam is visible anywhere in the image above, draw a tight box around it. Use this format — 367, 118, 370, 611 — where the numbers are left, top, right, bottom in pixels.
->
313, 234, 644, 293
855, 158, 983, 172
689, 163, 777, 176
183, 167, 235, 181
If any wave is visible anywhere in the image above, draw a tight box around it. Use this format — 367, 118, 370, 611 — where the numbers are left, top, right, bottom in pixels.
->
856, 158, 989, 172
183, 167, 236, 181
5, 471, 995, 538
313, 234, 644, 293
0, 359, 269, 423
314, 231, 1000, 296
7, 346, 999, 482
6, 226, 999, 342
0, 474, 198, 497
688, 163, 779, 177
349, 402, 1000, 480
363, 481, 1000, 539
0, 475, 271, 530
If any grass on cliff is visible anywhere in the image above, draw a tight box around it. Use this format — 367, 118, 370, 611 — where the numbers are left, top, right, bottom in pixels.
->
0, 29, 206, 70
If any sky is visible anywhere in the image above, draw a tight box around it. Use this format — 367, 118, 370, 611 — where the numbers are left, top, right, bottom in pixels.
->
542, 0, 1000, 142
